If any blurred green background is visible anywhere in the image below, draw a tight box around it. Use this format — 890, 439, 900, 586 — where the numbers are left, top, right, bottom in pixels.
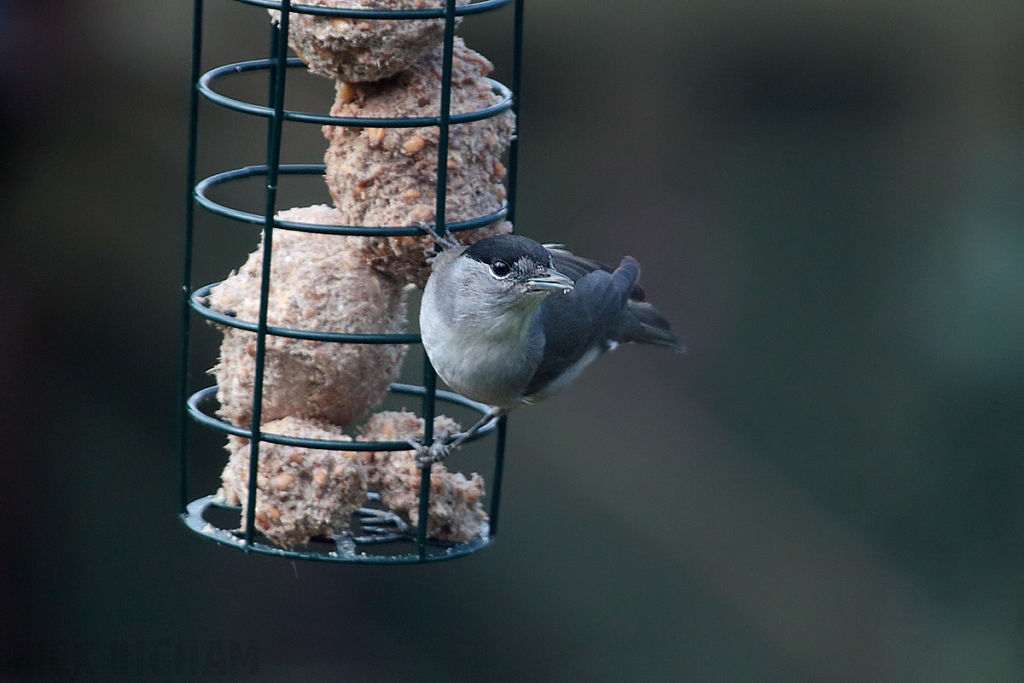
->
2, 0, 1023, 681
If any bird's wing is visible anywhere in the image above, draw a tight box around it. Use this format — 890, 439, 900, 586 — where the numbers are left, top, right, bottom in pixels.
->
523, 256, 641, 399
545, 245, 646, 302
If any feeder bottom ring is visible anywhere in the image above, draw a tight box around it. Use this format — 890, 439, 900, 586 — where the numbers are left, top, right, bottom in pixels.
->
181, 495, 491, 564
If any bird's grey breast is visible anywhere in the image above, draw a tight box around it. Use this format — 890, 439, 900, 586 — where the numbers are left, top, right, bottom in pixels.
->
420, 253, 544, 407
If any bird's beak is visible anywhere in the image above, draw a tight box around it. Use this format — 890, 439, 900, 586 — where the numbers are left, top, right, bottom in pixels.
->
526, 269, 574, 294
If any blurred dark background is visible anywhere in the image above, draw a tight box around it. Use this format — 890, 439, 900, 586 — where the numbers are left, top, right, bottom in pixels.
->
2, 0, 1024, 681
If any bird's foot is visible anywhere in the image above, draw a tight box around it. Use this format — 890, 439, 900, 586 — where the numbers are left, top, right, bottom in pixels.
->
353, 506, 412, 543
351, 493, 413, 543
407, 428, 454, 468
418, 221, 461, 253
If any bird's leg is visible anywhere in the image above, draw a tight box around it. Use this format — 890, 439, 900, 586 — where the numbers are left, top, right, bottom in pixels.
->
408, 408, 504, 468
409, 427, 453, 468
418, 221, 461, 254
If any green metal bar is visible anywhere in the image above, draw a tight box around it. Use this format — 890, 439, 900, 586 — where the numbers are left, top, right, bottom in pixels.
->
416, 357, 438, 559
488, 415, 507, 536
244, 2, 292, 551
480, 0, 522, 539
486, 0, 523, 538
432, 0, 458, 237
265, 19, 280, 154
505, 0, 524, 224
417, 0, 460, 560
178, 0, 205, 515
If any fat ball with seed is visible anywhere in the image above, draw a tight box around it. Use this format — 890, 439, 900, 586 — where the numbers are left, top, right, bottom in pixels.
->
269, 0, 470, 83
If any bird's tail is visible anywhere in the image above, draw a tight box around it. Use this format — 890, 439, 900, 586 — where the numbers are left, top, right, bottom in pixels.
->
619, 301, 686, 352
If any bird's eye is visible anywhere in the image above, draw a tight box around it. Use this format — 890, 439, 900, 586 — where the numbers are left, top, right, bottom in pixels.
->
490, 260, 512, 278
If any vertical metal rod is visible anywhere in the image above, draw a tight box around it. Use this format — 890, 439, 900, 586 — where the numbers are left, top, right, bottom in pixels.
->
416, 355, 438, 559
417, 0, 460, 561
484, 0, 524, 535
244, 1, 292, 551
432, 0, 458, 237
505, 0, 525, 224
266, 18, 281, 152
488, 415, 508, 536
178, 0, 205, 516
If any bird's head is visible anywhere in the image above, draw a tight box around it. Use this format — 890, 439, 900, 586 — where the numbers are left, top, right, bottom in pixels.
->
457, 235, 574, 313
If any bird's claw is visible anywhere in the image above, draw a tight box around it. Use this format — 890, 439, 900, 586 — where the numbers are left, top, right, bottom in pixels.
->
407, 429, 454, 468
355, 506, 410, 533
353, 505, 413, 543
418, 221, 461, 253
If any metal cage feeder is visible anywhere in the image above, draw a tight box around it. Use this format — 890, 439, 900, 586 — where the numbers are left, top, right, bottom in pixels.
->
177, 0, 525, 563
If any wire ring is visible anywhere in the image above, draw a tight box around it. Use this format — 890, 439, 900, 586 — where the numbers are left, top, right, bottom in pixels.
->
199, 59, 513, 128
187, 384, 497, 451
232, 0, 511, 19
182, 495, 491, 563
194, 165, 508, 237
190, 283, 422, 343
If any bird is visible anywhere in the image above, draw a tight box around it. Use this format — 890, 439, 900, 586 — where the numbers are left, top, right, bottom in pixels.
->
413, 230, 684, 465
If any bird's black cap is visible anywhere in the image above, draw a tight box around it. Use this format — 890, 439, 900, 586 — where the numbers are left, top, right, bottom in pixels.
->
464, 234, 552, 268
